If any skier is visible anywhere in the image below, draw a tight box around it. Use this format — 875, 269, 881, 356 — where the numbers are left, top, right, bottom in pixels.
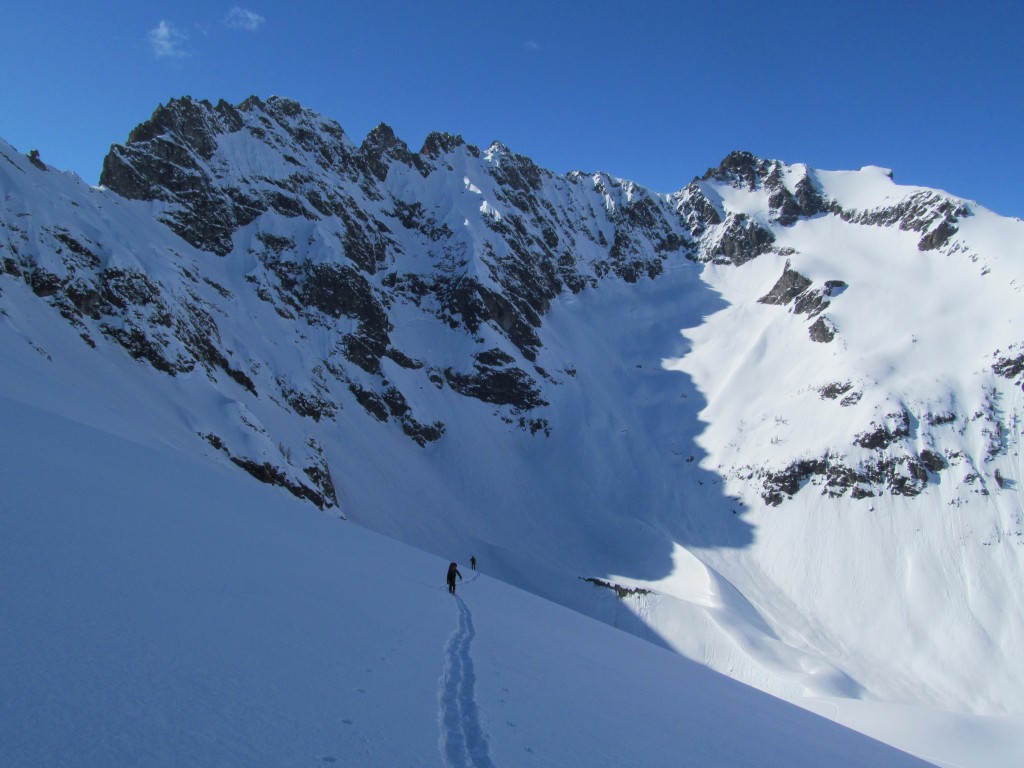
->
446, 562, 463, 594
470, 555, 477, 570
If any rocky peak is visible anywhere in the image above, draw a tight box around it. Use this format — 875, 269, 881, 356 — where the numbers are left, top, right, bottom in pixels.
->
699, 152, 828, 226
99, 95, 364, 254
701, 150, 772, 190
360, 122, 406, 155
420, 131, 470, 159
764, 163, 827, 226
359, 123, 418, 181
791, 174, 826, 218
122, 96, 241, 160
671, 183, 723, 237
262, 95, 304, 118
484, 142, 546, 195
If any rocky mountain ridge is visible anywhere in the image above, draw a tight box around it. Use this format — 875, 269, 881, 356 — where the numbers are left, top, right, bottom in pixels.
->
4, 96, 1016, 513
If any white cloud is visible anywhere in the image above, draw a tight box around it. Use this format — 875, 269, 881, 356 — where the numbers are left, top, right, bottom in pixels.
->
524, 40, 540, 51
225, 7, 265, 31
148, 20, 189, 58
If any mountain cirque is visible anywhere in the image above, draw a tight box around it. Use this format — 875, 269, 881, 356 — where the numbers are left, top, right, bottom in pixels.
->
4, 96, 1012, 511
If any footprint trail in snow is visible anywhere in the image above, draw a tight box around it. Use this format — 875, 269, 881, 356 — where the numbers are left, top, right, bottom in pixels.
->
438, 587, 496, 768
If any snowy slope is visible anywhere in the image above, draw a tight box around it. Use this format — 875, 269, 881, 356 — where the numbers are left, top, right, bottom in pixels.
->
0, 326, 932, 768
3, 98, 1024, 766
657, 163, 1024, 713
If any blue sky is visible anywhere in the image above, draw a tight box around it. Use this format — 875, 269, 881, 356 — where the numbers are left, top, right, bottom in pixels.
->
3, 1, 1021, 217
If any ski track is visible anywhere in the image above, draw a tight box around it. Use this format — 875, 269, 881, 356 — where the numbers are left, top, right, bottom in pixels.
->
438, 579, 496, 768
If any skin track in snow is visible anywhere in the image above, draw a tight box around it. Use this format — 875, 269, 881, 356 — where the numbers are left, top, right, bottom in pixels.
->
438, 584, 495, 768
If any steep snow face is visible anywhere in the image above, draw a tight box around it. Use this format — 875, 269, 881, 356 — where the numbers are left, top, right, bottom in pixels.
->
3, 101, 1024, 765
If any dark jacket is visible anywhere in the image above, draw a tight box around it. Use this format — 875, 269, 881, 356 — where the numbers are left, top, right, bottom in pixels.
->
447, 562, 462, 583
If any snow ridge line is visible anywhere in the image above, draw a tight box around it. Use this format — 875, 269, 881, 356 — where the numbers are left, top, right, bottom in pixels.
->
438, 595, 496, 768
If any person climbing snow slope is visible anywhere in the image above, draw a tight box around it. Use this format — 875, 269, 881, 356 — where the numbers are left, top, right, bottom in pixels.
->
446, 562, 463, 594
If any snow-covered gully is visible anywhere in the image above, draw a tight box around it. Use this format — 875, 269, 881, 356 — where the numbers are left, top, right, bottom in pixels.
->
438, 579, 496, 768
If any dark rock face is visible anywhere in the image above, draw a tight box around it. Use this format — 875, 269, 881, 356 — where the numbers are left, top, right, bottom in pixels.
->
27, 149, 47, 171
917, 220, 958, 251
201, 431, 339, 509
101, 96, 363, 255
766, 171, 827, 226
444, 349, 548, 411
855, 411, 911, 450
359, 122, 422, 181
673, 182, 722, 237
808, 317, 835, 343
711, 213, 775, 265
993, 344, 1024, 388
702, 151, 769, 190
759, 263, 842, 342
701, 154, 827, 228
761, 457, 828, 505
832, 190, 969, 252
420, 131, 467, 159
581, 576, 652, 599
793, 176, 826, 218
759, 450, 942, 506
919, 449, 948, 473
819, 381, 854, 400
759, 263, 812, 305
765, 165, 800, 225
748, 399, 962, 505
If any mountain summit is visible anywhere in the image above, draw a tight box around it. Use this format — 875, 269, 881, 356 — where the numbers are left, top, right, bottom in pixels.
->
2, 95, 1023, 764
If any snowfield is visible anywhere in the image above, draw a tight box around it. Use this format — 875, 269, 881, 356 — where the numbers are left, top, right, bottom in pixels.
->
0, 366, 932, 767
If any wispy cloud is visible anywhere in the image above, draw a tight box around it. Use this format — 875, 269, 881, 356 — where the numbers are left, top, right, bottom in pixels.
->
524, 40, 540, 51
149, 20, 190, 58
225, 7, 265, 31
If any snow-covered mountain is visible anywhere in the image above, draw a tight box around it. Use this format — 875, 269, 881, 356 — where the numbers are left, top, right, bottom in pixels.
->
3, 95, 1023, 765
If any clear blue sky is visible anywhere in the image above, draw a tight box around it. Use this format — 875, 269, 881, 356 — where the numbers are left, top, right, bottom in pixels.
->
3, 1, 1021, 217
